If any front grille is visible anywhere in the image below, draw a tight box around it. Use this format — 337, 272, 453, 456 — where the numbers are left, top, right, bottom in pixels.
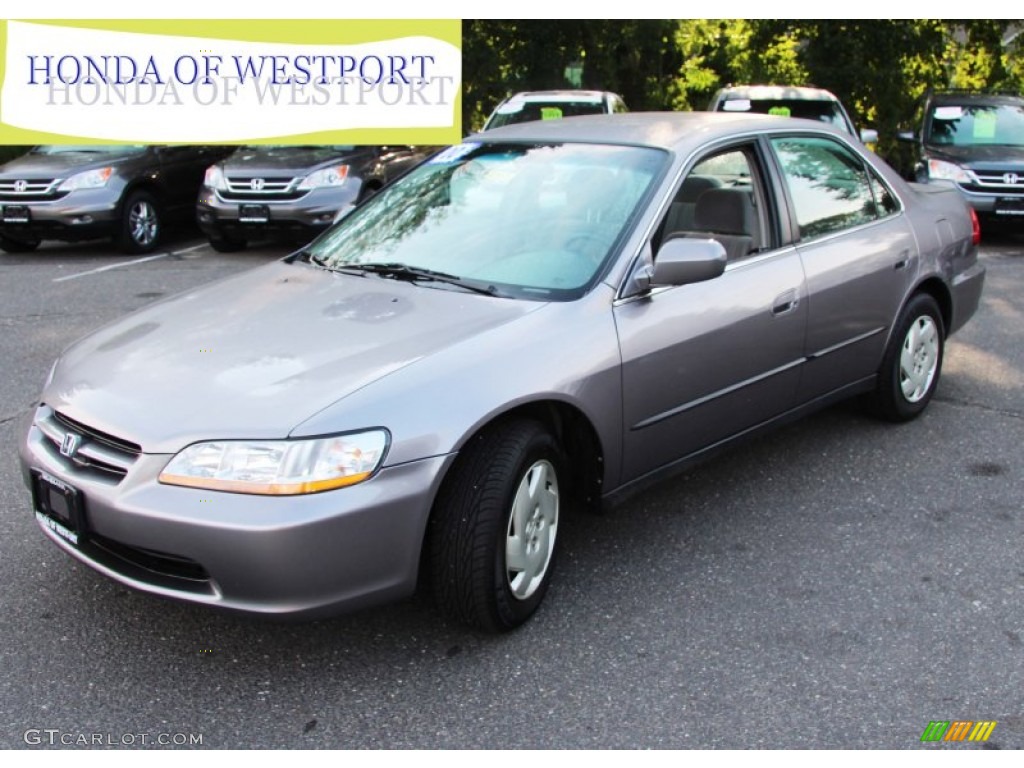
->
963, 170, 1024, 193
221, 175, 305, 201
87, 534, 213, 593
0, 178, 66, 202
35, 405, 141, 483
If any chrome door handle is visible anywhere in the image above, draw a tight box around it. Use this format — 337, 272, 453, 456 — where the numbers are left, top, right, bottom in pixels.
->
772, 289, 799, 316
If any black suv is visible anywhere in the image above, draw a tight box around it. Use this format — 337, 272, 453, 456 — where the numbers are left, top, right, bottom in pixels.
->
0, 145, 230, 254
196, 145, 432, 251
898, 92, 1024, 223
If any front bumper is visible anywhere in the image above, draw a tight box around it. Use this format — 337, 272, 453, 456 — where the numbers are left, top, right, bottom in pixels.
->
196, 184, 361, 241
0, 189, 121, 242
20, 406, 453, 619
947, 183, 1024, 220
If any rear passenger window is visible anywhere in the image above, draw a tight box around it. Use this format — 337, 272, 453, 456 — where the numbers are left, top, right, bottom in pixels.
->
770, 136, 881, 239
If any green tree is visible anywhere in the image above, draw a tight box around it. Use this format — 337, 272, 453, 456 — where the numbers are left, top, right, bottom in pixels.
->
461, 20, 678, 132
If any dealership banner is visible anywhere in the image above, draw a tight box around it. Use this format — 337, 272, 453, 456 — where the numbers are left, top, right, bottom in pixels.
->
0, 19, 461, 143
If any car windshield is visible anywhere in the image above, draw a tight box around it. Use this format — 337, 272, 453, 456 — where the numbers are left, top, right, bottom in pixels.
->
726, 99, 851, 131
487, 101, 607, 129
31, 145, 146, 154
926, 103, 1024, 147
305, 142, 666, 300
240, 145, 356, 151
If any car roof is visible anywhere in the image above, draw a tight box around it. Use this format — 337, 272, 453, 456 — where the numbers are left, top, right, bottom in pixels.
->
717, 85, 840, 102
468, 111, 818, 151
930, 92, 1024, 107
500, 90, 614, 104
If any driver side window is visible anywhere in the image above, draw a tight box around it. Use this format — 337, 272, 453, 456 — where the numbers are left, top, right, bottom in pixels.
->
655, 147, 766, 262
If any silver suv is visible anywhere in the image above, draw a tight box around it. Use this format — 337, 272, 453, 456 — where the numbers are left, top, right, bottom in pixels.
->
0, 145, 228, 254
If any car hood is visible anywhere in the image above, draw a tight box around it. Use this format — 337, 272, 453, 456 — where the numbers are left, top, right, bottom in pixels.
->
45, 260, 543, 453
219, 147, 363, 176
925, 143, 1024, 168
0, 150, 146, 178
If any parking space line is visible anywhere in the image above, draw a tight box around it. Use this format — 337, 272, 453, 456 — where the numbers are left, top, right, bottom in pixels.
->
51, 243, 207, 283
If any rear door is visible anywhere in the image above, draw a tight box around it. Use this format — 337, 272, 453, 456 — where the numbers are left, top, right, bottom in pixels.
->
767, 134, 915, 402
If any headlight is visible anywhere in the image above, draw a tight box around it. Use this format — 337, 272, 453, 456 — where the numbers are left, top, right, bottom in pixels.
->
927, 158, 974, 184
204, 165, 228, 191
158, 430, 389, 495
298, 165, 349, 190
57, 167, 113, 191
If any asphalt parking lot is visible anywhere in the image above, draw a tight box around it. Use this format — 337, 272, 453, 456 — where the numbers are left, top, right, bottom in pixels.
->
1, 227, 1021, 749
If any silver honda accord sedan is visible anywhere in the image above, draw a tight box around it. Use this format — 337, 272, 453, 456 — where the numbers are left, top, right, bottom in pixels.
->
20, 113, 985, 632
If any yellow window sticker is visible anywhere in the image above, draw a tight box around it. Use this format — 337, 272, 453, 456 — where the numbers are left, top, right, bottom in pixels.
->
541, 107, 564, 120
768, 106, 792, 117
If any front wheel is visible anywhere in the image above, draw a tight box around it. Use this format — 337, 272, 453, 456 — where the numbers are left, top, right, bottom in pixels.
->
0, 234, 40, 253
869, 293, 945, 422
209, 235, 247, 253
429, 419, 565, 632
118, 191, 161, 254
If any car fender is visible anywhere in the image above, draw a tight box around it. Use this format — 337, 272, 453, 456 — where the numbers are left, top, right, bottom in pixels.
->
288, 284, 625, 491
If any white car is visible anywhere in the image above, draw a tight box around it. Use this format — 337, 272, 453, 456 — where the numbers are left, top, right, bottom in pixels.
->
708, 84, 878, 145
482, 90, 628, 131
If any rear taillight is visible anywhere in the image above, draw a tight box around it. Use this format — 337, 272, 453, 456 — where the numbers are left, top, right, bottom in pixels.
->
969, 206, 981, 245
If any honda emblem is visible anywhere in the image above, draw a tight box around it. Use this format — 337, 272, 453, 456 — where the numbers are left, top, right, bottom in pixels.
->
60, 432, 81, 458
250, 178, 265, 191
1004, 173, 1020, 185
14, 179, 27, 193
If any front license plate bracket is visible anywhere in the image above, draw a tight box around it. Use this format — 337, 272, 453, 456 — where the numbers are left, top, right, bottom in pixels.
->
239, 204, 269, 223
31, 471, 85, 546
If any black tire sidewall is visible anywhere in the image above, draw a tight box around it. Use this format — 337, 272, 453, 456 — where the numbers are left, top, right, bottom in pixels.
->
209, 236, 247, 253
490, 429, 566, 630
0, 234, 41, 253
878, 294, 945, 421
429, 419, 568, 632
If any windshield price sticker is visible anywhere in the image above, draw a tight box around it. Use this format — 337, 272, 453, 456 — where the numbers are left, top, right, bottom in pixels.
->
428, 143, 481, 164
973, 111, 997, 139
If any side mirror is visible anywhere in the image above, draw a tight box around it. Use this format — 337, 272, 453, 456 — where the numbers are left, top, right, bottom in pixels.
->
897, 130, 917, 143
634, 237, 727, 291
859, 128, 879, 145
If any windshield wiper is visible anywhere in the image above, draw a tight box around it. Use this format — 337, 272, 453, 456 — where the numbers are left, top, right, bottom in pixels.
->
341, 262, 502, 297
292, 248, 331, 268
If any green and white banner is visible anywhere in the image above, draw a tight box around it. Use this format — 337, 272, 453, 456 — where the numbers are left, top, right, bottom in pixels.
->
0, 19, 461, 144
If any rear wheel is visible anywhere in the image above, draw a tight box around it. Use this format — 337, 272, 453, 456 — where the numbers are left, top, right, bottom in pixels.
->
429, 419, 565, 632
118, 191, 161, 254
869, 293, 944, 422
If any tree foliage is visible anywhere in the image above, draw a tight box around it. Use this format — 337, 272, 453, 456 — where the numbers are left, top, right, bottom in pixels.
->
462, 19, 1024, 158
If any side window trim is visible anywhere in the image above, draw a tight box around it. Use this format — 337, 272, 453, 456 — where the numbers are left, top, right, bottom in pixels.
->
768, 132, 883, 242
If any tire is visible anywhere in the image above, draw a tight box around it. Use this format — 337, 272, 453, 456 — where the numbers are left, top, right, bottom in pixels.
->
0, 234, 40, 253
429, 419, 565, 632
869, 293, 944, 422
118, 191, 161, 254
209, 235, 247, 253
